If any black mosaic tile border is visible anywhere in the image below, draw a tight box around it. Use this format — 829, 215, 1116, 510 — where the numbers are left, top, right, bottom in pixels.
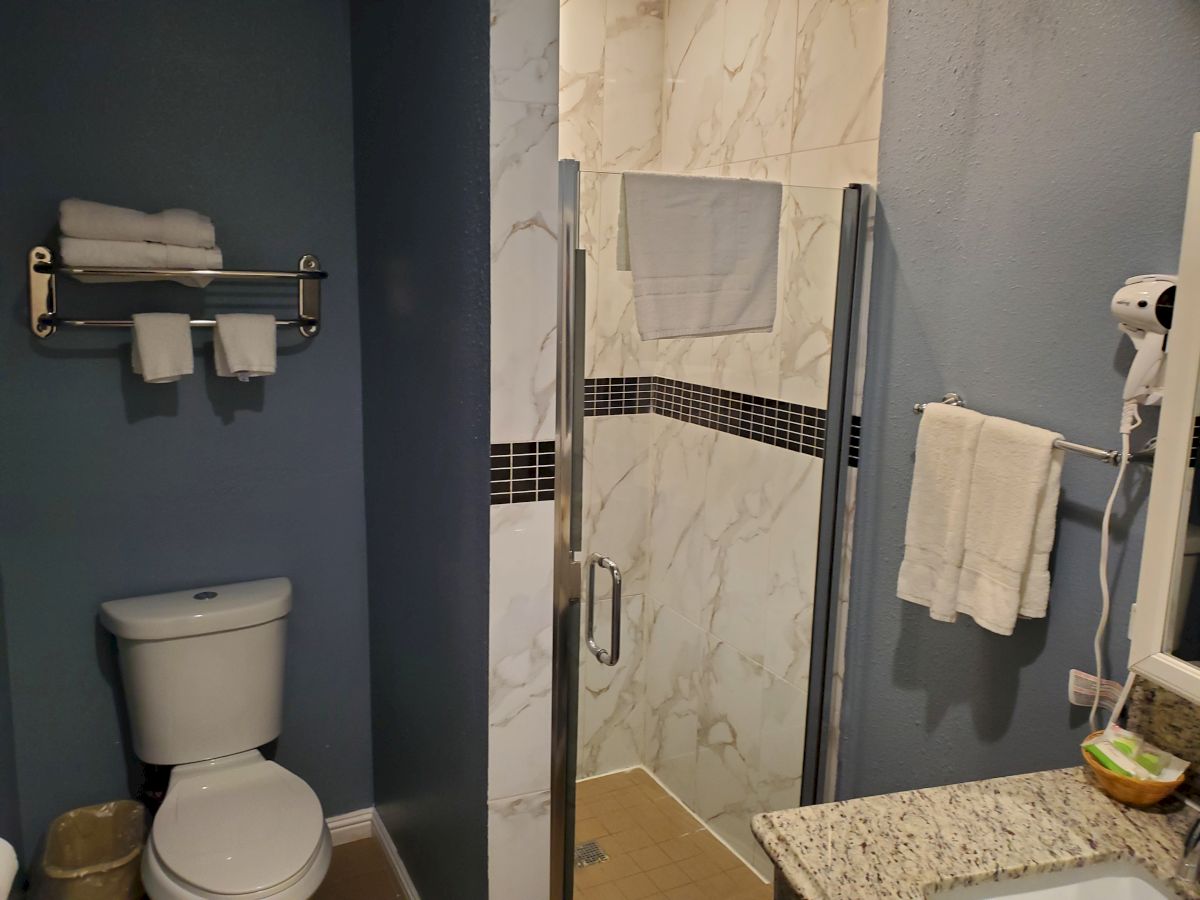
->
848, 415, 862, 468
491, 440, 555, 505
1191, 416, 1200, 469
586, 376, 826, 458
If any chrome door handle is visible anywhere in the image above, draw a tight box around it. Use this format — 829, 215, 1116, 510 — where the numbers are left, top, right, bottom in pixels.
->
585, 554, 621, 666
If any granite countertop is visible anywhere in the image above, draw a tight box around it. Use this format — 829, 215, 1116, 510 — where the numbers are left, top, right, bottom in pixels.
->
752, 767, 1200, 899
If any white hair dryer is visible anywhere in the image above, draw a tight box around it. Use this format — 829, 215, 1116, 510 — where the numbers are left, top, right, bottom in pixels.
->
1111, 274, 1177, 405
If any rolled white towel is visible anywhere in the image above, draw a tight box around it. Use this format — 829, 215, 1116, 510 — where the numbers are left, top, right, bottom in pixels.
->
214, 314, 277, 381
60, 237, 223, 288
132, 313, 194, 384
60, 198, 215, 248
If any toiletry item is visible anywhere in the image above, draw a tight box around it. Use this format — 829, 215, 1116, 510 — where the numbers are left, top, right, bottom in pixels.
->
131, 313, 194, 384
1083, 726, 1189, 783
60, 198, 216, 248
214, 314, 277, 381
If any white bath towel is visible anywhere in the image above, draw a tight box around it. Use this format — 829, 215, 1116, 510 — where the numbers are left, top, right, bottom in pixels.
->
617, 172, 781, 340
60, 198, 215, 248
954, 418, 1064, 635
60, 237, 223, 288
132, 313, 194, 383
897, 404, 985, 616
214, 314, 277, 381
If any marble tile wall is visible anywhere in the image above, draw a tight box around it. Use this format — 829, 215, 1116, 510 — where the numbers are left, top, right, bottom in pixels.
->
489, 0, 559, 897
560, 0, 882, 874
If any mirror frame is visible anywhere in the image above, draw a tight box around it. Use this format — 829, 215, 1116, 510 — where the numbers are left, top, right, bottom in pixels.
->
1130, 134, 1200, 700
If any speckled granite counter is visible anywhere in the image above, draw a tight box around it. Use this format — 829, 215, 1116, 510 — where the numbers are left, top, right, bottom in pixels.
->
752, 767, 1200, 899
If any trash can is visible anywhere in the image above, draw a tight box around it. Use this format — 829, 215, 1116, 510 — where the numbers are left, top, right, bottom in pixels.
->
31, 801, 146, 900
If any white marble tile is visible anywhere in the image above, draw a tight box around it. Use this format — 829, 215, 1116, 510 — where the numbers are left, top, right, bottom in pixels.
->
488, 790, 552, 900
788, 139, 879, 188
492, 0, 560, 104
488, 503, 555, 802
720, 0, 799, 164
791, 0, 888, 152
777, 183, 843, 408
642, 600, 704, 808
582, 414, 652, 594
661, 0, 726, 172
695, 636, 767, 868
559, 0, 606, 166
582, 172, 657, 378
647, 416, 717, 629
601, 0, 665, 170
491, 100, 559, 441
577, 593, 646, 777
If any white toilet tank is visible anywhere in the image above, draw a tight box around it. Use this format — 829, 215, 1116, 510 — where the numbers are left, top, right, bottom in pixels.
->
99, 577, 292, 766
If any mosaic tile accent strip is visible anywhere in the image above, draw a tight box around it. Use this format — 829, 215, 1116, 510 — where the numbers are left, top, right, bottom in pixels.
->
849, 415, 862, 468
587, 376, 826, 458
1191, 415, 1199, 468
490, 441, 555, 505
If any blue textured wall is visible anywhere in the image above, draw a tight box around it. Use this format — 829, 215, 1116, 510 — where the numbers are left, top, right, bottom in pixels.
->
0, 0, 373, 855
350, 1, 492, 897
841, 0, 1200, 797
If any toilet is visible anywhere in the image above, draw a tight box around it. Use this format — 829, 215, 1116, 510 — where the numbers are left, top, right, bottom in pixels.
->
100, 577, 331, 899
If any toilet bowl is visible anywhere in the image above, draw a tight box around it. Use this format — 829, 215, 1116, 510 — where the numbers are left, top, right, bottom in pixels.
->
100, 577, 330, 899
141, 751, 331, 899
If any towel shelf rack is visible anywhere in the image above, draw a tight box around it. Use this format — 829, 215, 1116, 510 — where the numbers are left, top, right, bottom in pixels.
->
913, 393, 1153, 466
27, 246, 326, 339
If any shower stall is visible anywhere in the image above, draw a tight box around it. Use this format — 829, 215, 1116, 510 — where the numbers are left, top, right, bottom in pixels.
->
550, 165, 866, 896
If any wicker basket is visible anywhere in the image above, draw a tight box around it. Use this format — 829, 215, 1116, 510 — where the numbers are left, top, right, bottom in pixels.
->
1081, 732, 1185, 807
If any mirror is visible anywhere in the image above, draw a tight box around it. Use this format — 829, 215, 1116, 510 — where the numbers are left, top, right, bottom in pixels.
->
1130, 134, 1200, 700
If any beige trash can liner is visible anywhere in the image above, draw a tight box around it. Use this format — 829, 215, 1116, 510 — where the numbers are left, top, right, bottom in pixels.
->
32, 801, 146, 900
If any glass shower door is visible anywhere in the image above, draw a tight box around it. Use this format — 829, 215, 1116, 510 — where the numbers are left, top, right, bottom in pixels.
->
552, 160, 864, 899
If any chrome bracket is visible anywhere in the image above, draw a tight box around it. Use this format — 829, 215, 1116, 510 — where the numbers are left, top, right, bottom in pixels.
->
298, 254, 321, 337
29, 246, 55, 338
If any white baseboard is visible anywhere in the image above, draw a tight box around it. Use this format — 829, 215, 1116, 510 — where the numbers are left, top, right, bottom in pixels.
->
323, 807, 420, 899
370, 808, 421, 900
326, 808, 375, 845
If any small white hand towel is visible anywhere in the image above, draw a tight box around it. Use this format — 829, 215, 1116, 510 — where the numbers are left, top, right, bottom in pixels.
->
617, 172, 781, 340
60, 237, 223, 288
60, 198, 215, 248
131, 313, 194, 383
214, 314, 277, 382
897, 404, 985, 616
954, 417, 1064, 635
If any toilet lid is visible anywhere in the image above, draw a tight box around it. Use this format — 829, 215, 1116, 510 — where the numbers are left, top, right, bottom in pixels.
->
153, 757, 324, 895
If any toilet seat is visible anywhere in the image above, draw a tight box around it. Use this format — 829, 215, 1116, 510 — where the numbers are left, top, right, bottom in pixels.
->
143, 750, 331, 899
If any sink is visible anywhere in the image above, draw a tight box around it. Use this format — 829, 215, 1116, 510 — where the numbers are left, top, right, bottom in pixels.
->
935, 860, 1175, 899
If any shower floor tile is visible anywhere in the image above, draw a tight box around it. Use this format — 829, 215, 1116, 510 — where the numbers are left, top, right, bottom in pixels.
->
573, 769, 771, 900
311, 833, 406, 900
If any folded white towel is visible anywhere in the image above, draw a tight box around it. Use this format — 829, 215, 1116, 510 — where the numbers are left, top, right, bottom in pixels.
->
954, 418, 1064, 635
60, 198, 215, 248
898, 404, 986, 616
60, 237, 223, 288
214, 314, 277, 381
132, 313, 194, 383
617, 172, 781, 340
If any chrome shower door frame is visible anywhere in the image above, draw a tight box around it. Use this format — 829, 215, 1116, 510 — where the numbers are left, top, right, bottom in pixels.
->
550, 158, 584, 900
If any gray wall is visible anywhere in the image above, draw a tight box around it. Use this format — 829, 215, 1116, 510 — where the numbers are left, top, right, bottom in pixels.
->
842, 0, 1200, 797
350, 1, 492, 897
0, 0, 373, 855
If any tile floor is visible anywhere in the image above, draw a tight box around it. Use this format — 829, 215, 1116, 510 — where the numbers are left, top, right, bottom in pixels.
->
311, 833, 406, 899
573, 769, 772, 900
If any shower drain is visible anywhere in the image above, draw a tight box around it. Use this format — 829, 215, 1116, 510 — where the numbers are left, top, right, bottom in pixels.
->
574, 840, 608, 869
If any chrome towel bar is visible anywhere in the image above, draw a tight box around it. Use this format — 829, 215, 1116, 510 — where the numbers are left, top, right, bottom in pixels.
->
913, 393, 1149, 465
28, 246, 325, 339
